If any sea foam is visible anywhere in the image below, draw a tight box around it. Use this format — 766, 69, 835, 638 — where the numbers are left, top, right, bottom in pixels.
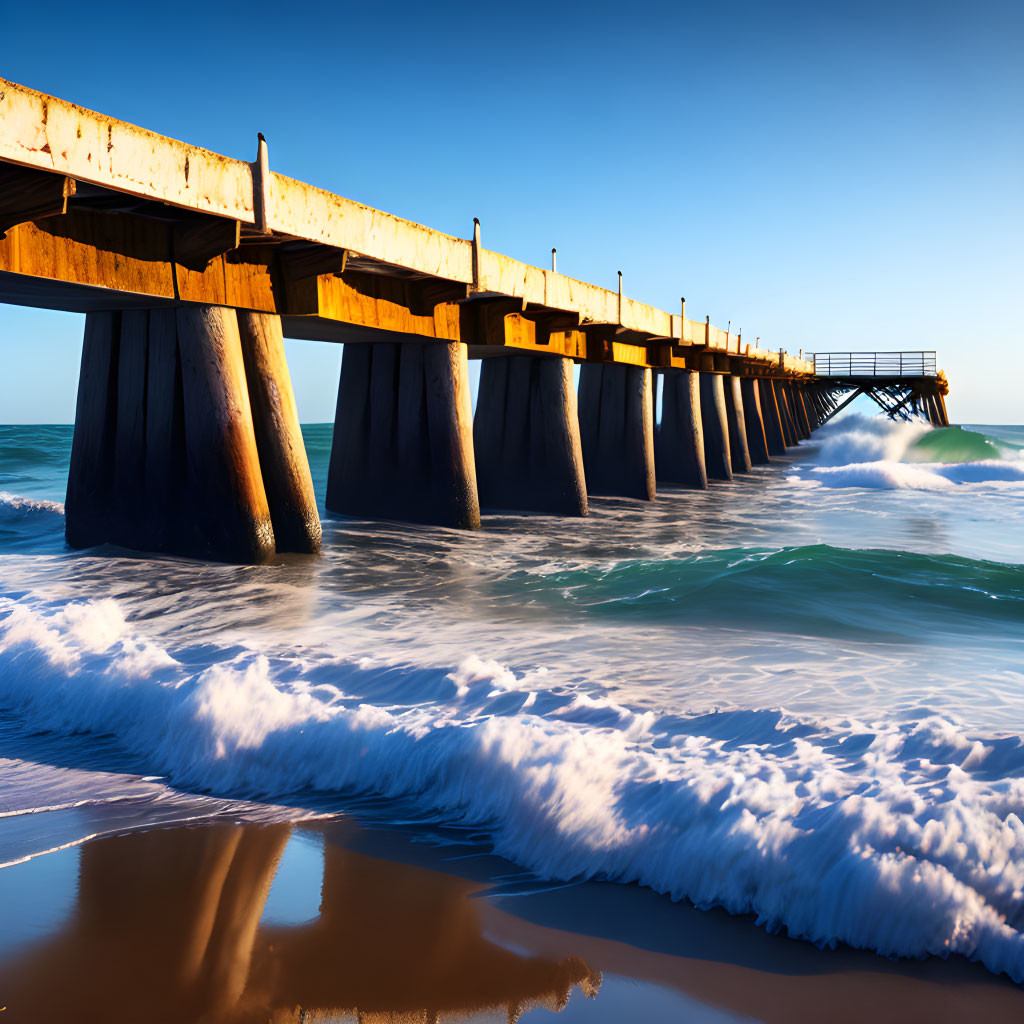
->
4, 592, 1024, 980
790, 416, 1024, 493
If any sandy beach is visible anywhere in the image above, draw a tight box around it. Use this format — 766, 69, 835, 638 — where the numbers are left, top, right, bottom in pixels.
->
2, 817, 1022, 1023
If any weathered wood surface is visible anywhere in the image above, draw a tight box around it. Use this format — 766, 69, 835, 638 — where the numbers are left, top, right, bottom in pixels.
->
655, 369, 707, 489
177, 306, 276, 563
699, 373, 732, 481
578, 363, 655, 500
474, 355, 587, 516
237, 312, 321, 553
0, 77, 818, 377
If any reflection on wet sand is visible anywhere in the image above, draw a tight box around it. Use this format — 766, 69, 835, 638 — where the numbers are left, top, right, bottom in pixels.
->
3, 820, 1024, 1024
0, 823, 600, 1023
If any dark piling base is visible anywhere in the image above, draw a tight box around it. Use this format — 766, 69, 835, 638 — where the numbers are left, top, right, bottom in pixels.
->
66, 306, 321, 564
699, 373, 732, 481
577, 362, 656, 500
326, 341, 480, 528
474, 354, 587, 515
724, 376, 752, 474
655, 369, 707, 488
740, 378, 770, 465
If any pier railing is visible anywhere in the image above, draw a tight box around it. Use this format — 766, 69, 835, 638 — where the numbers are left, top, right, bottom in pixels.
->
808, 352, 937, 377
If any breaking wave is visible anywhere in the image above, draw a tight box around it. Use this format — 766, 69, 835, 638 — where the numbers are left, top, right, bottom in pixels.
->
4, 591, 1024, 980
790, 416, 1024, 492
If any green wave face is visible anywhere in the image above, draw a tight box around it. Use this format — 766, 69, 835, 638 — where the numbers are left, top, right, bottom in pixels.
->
494, 545, 1024, 642
907, 426, 1016, 463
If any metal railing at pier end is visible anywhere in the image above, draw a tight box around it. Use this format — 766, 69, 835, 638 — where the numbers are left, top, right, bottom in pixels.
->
806, 352, 937, 377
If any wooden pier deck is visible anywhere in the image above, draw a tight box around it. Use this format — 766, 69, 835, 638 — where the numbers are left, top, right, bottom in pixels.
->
0, 78, 951, 562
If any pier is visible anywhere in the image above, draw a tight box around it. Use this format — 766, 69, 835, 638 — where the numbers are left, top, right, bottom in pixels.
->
0, 79, 951, 562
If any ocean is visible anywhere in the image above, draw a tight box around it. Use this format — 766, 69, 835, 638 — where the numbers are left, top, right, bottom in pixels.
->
1, 413, 1024, 995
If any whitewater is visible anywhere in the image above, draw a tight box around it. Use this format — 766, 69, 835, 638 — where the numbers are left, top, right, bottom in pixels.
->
1, 415, 1023, 979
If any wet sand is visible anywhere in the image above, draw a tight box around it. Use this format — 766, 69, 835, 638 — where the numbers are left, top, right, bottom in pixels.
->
0, 818, 1021, 1023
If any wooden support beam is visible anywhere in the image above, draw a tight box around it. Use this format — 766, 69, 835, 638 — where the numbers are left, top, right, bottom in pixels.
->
172, 215, 241, 271
0, 164, 75, 237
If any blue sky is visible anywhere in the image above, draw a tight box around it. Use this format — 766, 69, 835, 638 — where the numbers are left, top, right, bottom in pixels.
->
1, 0, 1020, 423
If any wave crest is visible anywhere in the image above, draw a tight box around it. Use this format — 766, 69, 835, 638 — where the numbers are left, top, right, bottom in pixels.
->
4, 593, 1024, 979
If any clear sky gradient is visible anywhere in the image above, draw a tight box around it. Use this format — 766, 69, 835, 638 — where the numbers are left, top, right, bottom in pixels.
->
1, 0, 1020, 423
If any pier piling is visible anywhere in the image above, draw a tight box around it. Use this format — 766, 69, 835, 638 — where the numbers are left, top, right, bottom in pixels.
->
740, 378, 770, 465
237, 312, 322, 553
699, 373, 732, 480
327, 341, 481, 528
758, 379, 787, 456
578, 363, 656, 499
65, 312, 120, 550
177, 306, 277, 564
474, 354, 587, 515
655, 369, 708, 488
724, 376, 752, 474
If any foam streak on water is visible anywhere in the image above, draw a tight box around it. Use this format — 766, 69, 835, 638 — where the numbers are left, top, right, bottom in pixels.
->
0, 415, 1023, 980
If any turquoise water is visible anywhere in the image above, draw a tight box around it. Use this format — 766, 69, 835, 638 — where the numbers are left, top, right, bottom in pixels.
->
2, 414, 1024, 981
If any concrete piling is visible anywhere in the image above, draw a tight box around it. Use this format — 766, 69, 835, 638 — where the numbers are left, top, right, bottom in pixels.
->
724, 376, 752, 474
777, 382, 798, 447
112, 311, 149, 551
699, 372, 732, 481
474, 354, 587, 515
740, 377, 770, 465
177, 306, 277, 564
578, 362, 656, 499
67, 305, 320, 563
327, 340, 481, 528
144, 309, 184, 554
655, 369, 707, 488
237, 311, 321, 553
65, 311, 120, 550
758, 378, 787, 456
